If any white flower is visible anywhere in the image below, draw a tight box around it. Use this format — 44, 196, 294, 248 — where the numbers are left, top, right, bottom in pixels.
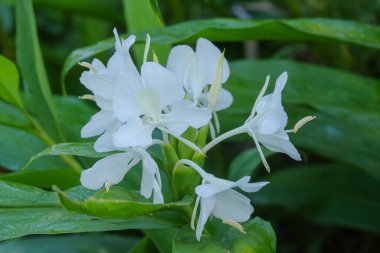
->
80, 147, 164, 204
175, 159, 268, 241
80, 29, 137, 152
113, 61, 211, 148
166, 38, 233, 112
244, 72, 301, 170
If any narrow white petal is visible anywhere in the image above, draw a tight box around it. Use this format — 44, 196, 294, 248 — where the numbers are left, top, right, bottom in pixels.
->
160, 100, 211, 136
80, 153, 136, 190
166, 45, 195, 83
196, 196, 216, 241
257, 130, 302, 161
141, 62, 185, 108
81, 111, 117, 138
274, 71, 287, 95
212, 189, 253, 222
113, 118, 155, 148
94, 132, 116, 152
213, 88, 233, 111
113, 70, 145, 122
195, 38, 230, 86
238, 181, 269, 193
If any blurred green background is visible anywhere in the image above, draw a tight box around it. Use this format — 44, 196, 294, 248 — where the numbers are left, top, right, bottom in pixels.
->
0, 0, 379, 252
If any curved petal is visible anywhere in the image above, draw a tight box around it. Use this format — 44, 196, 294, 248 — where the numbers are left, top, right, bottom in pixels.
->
212, 189, 253, 222
160, 100, 211, 136
255, 95, 287, 135
257, 130, 302, 161
195, 38, 230, 86
80, 153, 136, 190
113, 118, 155, 148
238, 181, 269, 193
196, 196, 216, 241
213, 88, 233, 111
113, 69, 145, 122
94, 132, 116, 152
141, 62, 184, 107
274, 71, 287, 95
140, 152, 164, 203
108, 31, 137, 72
166, 45, 194, 84
94, 95, 112, 111
80, 71, 115, 100
81, 111, 118, 138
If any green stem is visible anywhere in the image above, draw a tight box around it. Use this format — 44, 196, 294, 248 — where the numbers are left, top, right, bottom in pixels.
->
22, 109, 82, 173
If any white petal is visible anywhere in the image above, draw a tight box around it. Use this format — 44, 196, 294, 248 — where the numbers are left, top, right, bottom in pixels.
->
257, 130, 302, 161
195, 180, 235, 198
238, 181, 270, 193
80, 71, 115, 100
255, 96, 287, 135
166, 45, 195, 83
94, 132, 116, 152
212, 189, 253, 222
274, 71, 287, 95
81, 111, 118, 138
213, 88, 233, 111
80, 153, 136, 190
196, 196, 216, 241
113, 69, 146, 122
108, 32, 137, 72
141, 62, 185, 107
160, 100, 211, 136
195, 38, 230, 86
113, 118, 155, 148
94, 95, 112, 111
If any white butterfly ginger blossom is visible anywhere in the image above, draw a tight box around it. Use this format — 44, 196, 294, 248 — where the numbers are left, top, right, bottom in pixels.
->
113, 61, 211, 148
176, 159, 268, 241
202, 72, 315, 171
166, 38, 233, 112
80, 29, 137, 152
80, 147, 164, 204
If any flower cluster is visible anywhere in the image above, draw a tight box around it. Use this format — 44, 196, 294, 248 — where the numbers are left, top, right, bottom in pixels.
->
79, 29, 313, 241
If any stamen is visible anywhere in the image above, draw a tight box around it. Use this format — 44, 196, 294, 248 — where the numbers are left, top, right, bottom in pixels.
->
105, 181, 112, 192
78, 94, 95, 101
191, 196, 200, 230
222, 220, 246, 234
292, 115, 316, 133
143, 34, 151, 63
201, 125, 246, 153
78, 62, 97, 73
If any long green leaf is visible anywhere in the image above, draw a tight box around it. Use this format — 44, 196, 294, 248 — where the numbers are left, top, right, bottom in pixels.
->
61, 18, 380, 83
0, 181, 182, 241
0, 55, 23, 109
173, 217, 276, 253
251, 164, 380, 234
0, 234, 138, 253
56, 186, 192, 219
122, 0, 170, 66
0, 100, 31, 130
15, 0, 63, 141
221, 59, 380, 178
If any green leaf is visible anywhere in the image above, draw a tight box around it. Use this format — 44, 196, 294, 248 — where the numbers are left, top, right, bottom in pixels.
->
54, 96, 97, 142
221, 59, 380, 178
0, 100, 31, 130
145, 227, 179, 253
122, 0, 170, 66
15, 0, 63, 141
0, 168, 79, 189
56, 186, 192, 219
0, 234, 138, 253
128, 237, 156, 253
61, 18, 380, 83
173, 217, 276, 253
228, 148, 272, 181
0, 55, 23, 109
0, 181, 182, 241
252, 164, 380, 234
22, 142, 114, 171
0, 125, 66, 171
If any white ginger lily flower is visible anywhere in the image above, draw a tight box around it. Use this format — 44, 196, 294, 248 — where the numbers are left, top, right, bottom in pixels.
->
243, 72, 302, 171
202, 72, 313, 172
175, 159, 268, 241
80, 147, 164, 204
80, 29, 137, 152
167, 38, 233, 112
113, 61, 211, 148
